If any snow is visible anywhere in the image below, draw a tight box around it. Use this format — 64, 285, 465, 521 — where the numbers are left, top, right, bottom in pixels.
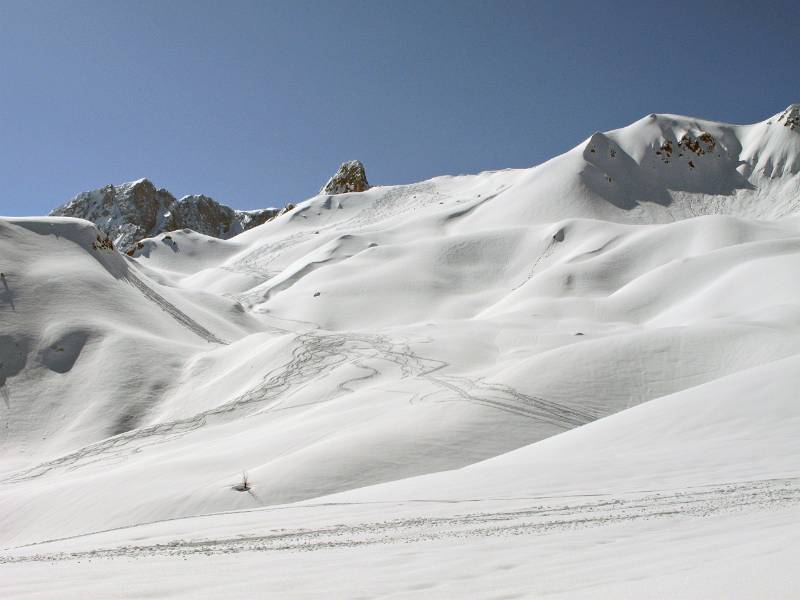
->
2, 106, 800, 598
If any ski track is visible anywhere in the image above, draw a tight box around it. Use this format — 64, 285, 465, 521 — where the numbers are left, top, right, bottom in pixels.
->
225, 230, 317, 282
225, 182, 442, 291
125, 270, 227, 345
0, 327, 589, 483
3, 477, 798, 563
427, 375, 598, 428
511, 236, 559, 291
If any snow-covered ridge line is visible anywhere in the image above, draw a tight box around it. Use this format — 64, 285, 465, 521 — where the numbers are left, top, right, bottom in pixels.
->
48, 158, 373, 253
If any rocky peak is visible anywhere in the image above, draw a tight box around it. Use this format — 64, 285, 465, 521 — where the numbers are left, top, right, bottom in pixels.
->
776, 104, 800, 131
320, 160, 370, 195
171, 195, 238, 238
50, 180, 283, 252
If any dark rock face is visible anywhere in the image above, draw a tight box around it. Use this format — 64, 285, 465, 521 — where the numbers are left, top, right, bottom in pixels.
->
777, 104, 800, 131
50, 179, 281, 252
320, 160, 370, 195
171, 195, 241, 238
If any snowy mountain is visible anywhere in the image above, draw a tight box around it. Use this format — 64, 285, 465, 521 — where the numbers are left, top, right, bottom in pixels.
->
49, 178, 283, 252
50, 160, 372, 253
3, 105, 800, 598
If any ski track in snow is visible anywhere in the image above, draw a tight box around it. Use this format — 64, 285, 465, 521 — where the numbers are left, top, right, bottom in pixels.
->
225, 230, 317, 281
426, 375, 597, 428
125, 270, 227, 345
1, 325, 590, 483
225, 182, 442, 287
511, 236, 559, 291
4, 476, 798, 563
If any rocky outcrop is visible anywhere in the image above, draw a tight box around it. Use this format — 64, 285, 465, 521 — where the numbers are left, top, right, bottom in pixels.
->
777, 104, 800, 131
320, 160, 370, 195
50, 179, 283, 252
655, 132, 717, 165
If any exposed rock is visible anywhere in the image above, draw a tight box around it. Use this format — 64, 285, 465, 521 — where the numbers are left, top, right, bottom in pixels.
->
777, 104, 800, 131
656, 139, 674, 161
655, 132, 717, 165
320, 160, 370, 195
679, 132, 716, 156
91, 233, 115, 252
50, 179, 283, 252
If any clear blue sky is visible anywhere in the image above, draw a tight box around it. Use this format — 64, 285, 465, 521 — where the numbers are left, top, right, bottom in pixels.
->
0, 0, 796, 215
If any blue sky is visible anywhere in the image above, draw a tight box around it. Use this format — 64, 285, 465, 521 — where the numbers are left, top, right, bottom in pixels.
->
0, 0, 796, 215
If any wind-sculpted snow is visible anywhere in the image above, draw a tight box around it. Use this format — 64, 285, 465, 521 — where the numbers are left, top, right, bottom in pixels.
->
3, 106, 800, 598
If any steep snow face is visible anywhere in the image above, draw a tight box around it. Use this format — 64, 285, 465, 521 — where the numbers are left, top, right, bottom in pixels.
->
49, 179, 281, 252
739, 104, 800, 181
456, 104, 800, 229
609, 106, 800, 187
0, 218, 260, 473
3, 107, 800, 597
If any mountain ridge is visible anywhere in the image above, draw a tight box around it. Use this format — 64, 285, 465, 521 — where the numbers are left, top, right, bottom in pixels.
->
49, 178, 284, 252
49, 158, 375, 253
46, 106, 799, 252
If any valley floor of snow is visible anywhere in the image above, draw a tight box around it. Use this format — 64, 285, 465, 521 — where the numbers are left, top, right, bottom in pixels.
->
5, 497, 799, 599
3, 108, 800, 598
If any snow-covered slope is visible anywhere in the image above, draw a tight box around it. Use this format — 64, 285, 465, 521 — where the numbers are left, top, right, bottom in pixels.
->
8, 354, 799, 598
3, 105, 800, 598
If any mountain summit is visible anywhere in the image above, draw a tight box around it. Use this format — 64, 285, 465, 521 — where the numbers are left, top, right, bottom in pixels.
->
50, 162, 372, 252
320, 160, 370, 195
776, 103, 800, 130
49, 179, 281, 252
